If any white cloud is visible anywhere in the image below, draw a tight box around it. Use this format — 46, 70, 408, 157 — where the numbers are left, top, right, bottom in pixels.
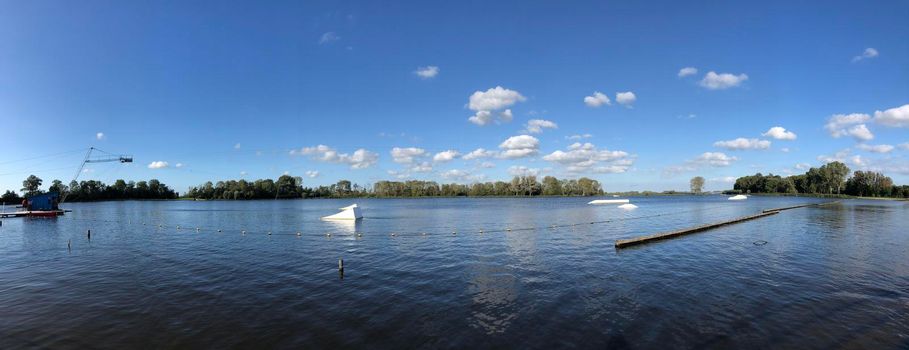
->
852, 48, 879, 62
846, 124, 874, 141
795, 162, 812, 170
96, 132, 105, 140
762, 126, 797, 140
699, 71, 748, 90
469, 87, 525, 111
305, 170, 320, 178
900, 143, 909, 151
410, 162, 433, 172
468, 109, 515, 126
817, 149, 851, 163
712, 176, 737, 184
696, 152, 738, 166
584, 91, 611, 107
508, 166, 541, 177
826, 113, 872, 138
615, 91, 636, 107
319, 31, 340, 44
524, 119, 558, 134
498, 135, 539, 159
296, 145, 379, 169
387, 170, 410, 179
713, 138, 771, 150
567, 134, 592, 140
780, 148, 791, 153
234, 143, 241, 150
873, 103, 909, 128
463, 148, 496, 160
390, 147, 427, 164
856, 144, 895, 153
175, 163, 184, 168
480, 161, 495, 168
677, 114, 697, 120
678, 67, 698, 77
433, 150, 460, 163
440, 169, 483, 182
542, 142, 634, 174
147, 161, 168, 169
240, 171, 248, 176
414, 66, 439, 79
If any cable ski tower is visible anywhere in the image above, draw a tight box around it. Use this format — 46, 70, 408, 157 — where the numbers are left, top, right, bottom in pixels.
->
61, 147, 133, 203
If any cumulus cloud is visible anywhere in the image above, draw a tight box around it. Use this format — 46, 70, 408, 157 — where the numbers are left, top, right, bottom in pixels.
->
524, 119, 558, 134
856, 144, 895, 153
696, 152, 738, 166
678, 67, 698, 77
414, 66, 439, 79
543, 142, 634, 174
412, 162, 434, 172
873, 103, 909, 128
567, 134, 592, 140
846, 124, 874, 141
795, 163, 812, 170
508, 166, 541, 177
433, 150, 460, 163
713, 138, 771, 150
319, 31, 340, 44
480, 161, 496, 168
390, 147, 427, 164
584, 91, 611, 107
498, 135, 540, 159
467, 86, 525, 125
96, 132, 105, 140
900, 143, 909, 151
852, 48, 878, 62
762, 126, 797, 140
147, 161, 168, 169
463, 148, 496, 160
295, 145, 378, 169
699, 71, 748, 90
440, 169, 484, 182
306, 170, 320, 178
817, 149, 851, 163
175, 163, 184, 168
615, 91, 636, 107
234, 143, 241, 150
825, 113, 873, 140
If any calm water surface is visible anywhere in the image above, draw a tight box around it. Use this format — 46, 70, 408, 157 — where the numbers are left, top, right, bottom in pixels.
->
1, 196, 907, 349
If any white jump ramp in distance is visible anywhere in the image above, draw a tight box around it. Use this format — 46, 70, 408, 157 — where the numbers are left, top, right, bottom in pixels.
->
322, 204, 364, 220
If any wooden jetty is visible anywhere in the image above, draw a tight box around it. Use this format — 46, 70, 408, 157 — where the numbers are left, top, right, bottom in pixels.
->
762, 201, 839, 213
0, 210, 67, 218
615, 211, 779, 249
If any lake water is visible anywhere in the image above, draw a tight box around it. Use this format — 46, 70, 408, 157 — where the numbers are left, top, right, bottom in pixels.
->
1, 196, 907, 349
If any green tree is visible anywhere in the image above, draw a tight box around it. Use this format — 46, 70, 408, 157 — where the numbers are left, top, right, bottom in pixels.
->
690, 176, 705, 194
21, 175, 43, 197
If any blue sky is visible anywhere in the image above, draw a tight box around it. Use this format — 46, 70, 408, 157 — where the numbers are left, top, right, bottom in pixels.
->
1, 0, 907, 193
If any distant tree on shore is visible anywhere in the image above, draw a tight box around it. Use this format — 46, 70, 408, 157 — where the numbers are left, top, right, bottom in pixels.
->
733, 161, 908, 198
184, 175, 604, 200
690, 176, 705, 194
1, 175, 178, 202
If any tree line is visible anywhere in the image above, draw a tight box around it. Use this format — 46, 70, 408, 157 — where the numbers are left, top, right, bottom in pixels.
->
183, 175, 604, 199
733, 161, 909, 198
1, 175, 178, 203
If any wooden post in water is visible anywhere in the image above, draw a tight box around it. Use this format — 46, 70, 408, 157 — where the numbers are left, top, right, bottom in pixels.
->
615, 211, 779, 249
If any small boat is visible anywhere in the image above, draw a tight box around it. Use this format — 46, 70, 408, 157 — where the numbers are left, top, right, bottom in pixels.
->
728, 195, 748, 201
618, 203, 638, 210
322, 204, 363, 220
588, 199, 630, 205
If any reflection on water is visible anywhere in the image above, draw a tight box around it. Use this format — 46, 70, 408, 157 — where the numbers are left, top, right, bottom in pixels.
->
0, 196, 907, 348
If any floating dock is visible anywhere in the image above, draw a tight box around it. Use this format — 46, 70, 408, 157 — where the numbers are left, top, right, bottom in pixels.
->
615, 211, 779, 249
